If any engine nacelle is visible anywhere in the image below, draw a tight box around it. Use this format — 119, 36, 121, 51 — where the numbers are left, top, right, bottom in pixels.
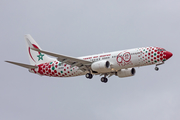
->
116, 68, 136, 78
91, 60, 110, 72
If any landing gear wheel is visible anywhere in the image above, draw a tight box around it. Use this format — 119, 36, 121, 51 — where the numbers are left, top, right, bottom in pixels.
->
86, 73, 90, 78
155, 67, 159, 71
85, 73, 93, 79
104, 78, 108, 83
89, 74, 93, 79
101, 77, 105, 82
101, 77, 108, 83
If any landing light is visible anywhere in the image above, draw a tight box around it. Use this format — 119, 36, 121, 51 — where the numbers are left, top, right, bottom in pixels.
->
111, 68, 115, 71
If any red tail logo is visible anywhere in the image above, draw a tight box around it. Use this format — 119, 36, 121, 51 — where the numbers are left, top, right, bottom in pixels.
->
28, 44, 40, 62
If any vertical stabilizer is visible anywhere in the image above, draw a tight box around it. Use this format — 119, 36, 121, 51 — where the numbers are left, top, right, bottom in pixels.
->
25, 34, 54, 65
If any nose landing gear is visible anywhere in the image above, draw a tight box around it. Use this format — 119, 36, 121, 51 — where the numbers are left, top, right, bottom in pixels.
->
155, 62, 164, 71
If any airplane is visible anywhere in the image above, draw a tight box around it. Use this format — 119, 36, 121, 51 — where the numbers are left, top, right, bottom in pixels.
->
5, 34, 173, 83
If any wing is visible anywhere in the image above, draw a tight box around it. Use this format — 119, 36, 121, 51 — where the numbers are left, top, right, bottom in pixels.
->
100, 72, 116, 78
31, 48, 92, 71
5, 61, 38, 69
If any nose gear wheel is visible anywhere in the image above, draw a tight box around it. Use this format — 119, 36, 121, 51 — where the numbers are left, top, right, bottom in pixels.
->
155, 67, 159, 71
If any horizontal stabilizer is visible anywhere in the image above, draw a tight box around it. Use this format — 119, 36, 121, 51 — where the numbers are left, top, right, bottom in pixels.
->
5, 61, 38, 69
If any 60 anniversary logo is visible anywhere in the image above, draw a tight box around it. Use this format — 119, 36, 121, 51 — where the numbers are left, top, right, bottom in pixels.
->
116, 52, 132, 66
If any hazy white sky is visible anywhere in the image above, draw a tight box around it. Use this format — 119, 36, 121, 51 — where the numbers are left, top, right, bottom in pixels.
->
0, 0, 180, 120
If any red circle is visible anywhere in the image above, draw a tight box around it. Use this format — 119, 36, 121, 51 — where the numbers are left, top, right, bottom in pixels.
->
123, 52, 131, 62
116, 52, 123, 63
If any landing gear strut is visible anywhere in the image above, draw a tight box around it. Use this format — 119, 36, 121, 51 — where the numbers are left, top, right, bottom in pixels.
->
86, 73, 93, 79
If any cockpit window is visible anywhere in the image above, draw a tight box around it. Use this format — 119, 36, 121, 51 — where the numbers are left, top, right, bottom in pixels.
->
157, 49, 166, 51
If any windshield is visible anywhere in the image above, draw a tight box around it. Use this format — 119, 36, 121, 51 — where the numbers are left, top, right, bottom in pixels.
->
157, 48, 166, 51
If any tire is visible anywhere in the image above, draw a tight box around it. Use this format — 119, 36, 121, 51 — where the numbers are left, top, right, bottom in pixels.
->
101, 77, 108, 83
104, 78, 108, 83
101, 77, 105, 82
89, 74, 93, 79
86, 73, 93, 79
86, 73, 90, 78
155, 67, 159, 71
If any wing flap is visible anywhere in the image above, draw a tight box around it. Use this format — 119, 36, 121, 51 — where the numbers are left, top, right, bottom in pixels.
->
5, 61, 38, 69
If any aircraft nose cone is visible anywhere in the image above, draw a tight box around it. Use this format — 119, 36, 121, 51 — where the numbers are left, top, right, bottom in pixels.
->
165, 51, 173, 60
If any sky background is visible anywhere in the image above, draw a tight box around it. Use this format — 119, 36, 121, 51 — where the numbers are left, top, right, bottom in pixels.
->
0, 0, 180, 120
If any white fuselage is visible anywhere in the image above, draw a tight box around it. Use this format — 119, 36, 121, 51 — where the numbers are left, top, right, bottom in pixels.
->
6, 34, 173, 83
30, 46, 168, 77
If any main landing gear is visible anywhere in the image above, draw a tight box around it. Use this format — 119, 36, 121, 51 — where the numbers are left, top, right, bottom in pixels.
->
100, 74, 108, 83
85, 73, 108, 83
101, 77, 108, 83
86, 73, 93, 79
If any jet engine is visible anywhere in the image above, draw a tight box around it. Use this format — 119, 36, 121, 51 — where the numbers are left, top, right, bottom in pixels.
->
91, 60, 110, 72
116, 68, 136, 78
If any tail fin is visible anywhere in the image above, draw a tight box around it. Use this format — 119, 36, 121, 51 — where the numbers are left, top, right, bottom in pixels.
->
25, 34, 54, 65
